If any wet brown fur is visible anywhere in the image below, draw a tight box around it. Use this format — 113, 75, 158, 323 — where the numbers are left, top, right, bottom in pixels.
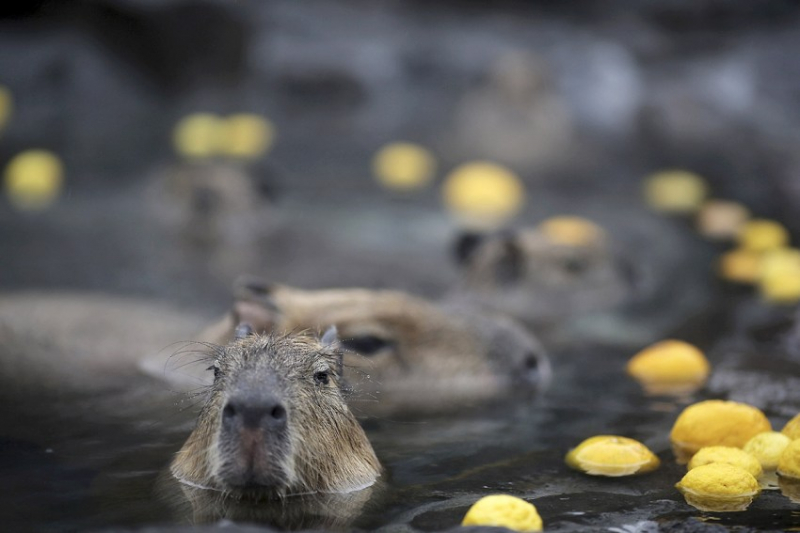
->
0, 287, 548, 419
182, 283, 549, 415
171, 332, 381, 497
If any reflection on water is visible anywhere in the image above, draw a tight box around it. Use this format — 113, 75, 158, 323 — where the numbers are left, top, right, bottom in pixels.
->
1, 190, 799, 532
158, 474, 380, 530
780, 477, 800, 505
1, 334, 797, 532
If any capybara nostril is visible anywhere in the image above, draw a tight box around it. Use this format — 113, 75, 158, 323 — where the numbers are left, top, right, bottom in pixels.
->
270, 404, 286, 423
518, 349, 551, 390
222, 402, 237, 425
222, 398, 288, 431
172, 332, 381, 497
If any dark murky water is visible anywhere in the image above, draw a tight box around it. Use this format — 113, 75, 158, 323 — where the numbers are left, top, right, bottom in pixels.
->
1, 187, 799, 532
3, 340, 799, 532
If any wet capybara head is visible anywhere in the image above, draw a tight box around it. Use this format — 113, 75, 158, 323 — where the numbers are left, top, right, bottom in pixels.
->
171, 327, 381, 498
152, 162, 274, 246
452, 224, 637, 325
195, 278, 551, 415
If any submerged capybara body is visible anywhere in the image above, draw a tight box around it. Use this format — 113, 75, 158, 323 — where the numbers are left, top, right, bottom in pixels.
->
0, 292, 207, 394
153, 278, 551, 415
171, 328, 381, 497
0, 283, 549, 417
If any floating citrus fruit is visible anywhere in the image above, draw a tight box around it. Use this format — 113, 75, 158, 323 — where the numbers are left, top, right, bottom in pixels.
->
643, 170, 708, 214
565, 435, 660, 477
626, 339, 710, 394
173, 113, 224, 159
221, 114, 275, 159
670, 400, 771, 463
4, 149, 64, 211
696, 199, 750, 240
443, 161, 525, 229
737, 219, 789, 253
687, 446, 762, 479
676, 463, 760, 512
372, 142, 436, 192
538, 216, 605, 247
783, 413, 800, 440
462, 495, 542, 532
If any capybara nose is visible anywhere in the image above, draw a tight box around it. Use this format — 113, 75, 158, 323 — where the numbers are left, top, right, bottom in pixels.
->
616, 256, 640, 291
516, 349, 552, 390
222, 397, 287, 431
192, 186, 220, 216
521, 352, 542, 383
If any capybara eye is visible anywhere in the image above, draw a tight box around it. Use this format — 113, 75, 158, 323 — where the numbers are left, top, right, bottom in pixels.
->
314, 371, 330, 385
244, 280, 270, 296
207, 365, 221, 380
340, 335, 391, 356
563, 257, 588, 275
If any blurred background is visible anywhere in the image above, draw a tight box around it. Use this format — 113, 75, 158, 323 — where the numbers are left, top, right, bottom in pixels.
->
5, 3, 800, 531
2, 0, 800, 310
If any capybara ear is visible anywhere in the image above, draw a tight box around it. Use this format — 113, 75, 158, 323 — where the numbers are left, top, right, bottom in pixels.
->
320, 325, 344, 380
233, 275, 276, 304
231, 275, 279, 334
321, 325, 338, 348
494, 232, 525, 285
234, 322, 254, 340
231, 299, 278, 334
453, 230, 487, 266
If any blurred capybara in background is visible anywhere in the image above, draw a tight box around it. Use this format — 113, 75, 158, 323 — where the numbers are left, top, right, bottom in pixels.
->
154, 277, 551, 416
0, 282, 550, 418
448, 213, 714, 348
451, 224, 634, 325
